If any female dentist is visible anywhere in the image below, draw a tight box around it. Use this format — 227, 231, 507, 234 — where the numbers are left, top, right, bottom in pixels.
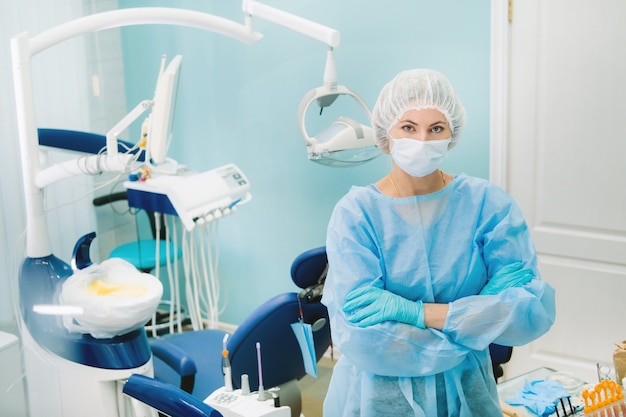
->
322, 68, 556, 416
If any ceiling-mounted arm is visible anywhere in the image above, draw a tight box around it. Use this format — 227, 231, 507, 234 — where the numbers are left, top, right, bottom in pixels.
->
242, 0, 340, 48
242, 0, 340, 91
30, 7, 262, 55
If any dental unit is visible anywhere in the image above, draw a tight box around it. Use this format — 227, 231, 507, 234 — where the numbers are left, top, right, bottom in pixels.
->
10, 2, 371, 417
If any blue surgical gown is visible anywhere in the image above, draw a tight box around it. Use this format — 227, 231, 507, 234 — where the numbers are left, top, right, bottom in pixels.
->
322, 173, 556, 417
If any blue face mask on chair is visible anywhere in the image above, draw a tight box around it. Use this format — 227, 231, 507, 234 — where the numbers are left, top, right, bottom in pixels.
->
390, 137, 451, 177
291, 321, 317, 377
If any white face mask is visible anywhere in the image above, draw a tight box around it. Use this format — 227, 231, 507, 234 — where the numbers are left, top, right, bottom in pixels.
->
390, 137, 451, 177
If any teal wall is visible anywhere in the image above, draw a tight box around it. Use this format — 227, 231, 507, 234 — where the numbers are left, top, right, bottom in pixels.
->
118, 0, 491, 324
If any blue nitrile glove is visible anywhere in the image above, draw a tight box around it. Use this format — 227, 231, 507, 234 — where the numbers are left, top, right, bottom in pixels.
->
505, 379, 570, 417
343, 286, 425, 328
480, 262, 533, 295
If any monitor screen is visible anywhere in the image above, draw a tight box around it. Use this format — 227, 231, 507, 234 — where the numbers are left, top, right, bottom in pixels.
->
148, 55, 183, 165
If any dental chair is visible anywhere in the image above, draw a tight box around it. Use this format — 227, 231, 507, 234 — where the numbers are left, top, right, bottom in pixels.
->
489, 343, 513, 382
149, 246, 331, 417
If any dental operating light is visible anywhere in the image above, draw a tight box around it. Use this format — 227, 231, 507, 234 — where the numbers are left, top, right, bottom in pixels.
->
298, 81, 381, 167
243, 0, 381, 166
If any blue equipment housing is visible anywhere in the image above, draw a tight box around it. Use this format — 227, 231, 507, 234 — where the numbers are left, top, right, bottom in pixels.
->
19, 232, 152, 369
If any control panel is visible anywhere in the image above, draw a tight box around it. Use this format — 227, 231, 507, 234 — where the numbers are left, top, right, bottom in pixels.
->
125, 163, 251, 231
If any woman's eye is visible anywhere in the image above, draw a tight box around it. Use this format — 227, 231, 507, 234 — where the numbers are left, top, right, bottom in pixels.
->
402, 125, 414, 132
431, 126, 444, 133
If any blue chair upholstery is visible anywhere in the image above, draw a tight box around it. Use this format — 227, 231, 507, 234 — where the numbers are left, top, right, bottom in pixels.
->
150, 246, 331, 415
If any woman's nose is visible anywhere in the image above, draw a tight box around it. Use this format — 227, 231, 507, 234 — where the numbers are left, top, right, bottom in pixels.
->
413, 131, 429, 141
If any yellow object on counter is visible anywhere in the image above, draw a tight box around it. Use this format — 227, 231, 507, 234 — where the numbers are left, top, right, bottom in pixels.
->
582, 380, 625, 414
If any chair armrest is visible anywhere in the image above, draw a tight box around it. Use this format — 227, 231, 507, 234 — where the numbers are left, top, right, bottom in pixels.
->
150, 338, 197, 394
123, 374, 222, 417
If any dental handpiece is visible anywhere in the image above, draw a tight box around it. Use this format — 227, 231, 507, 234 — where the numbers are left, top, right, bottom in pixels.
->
222, 334, 233, 392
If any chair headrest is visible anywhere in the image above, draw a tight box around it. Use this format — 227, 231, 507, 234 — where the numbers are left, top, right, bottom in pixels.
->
290, 246, 327, 290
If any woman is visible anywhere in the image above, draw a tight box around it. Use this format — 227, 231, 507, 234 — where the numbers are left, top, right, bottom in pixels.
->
321, 69, 556, 416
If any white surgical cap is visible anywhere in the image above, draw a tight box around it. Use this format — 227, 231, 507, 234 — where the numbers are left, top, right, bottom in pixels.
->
371, 69, 466, 152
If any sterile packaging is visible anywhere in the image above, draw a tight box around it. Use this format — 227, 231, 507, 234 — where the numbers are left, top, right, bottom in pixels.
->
614, 341, 626, 383
60, 258, 163, 338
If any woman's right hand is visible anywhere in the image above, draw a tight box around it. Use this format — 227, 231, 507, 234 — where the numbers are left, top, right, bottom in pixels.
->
343, 285, 425, 328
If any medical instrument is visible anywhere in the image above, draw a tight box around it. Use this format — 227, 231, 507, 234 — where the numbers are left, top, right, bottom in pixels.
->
256, 342, 269, 401
223, 334, 233, 392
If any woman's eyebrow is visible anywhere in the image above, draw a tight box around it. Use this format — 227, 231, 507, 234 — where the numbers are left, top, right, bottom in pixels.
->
397, 119, 448, 127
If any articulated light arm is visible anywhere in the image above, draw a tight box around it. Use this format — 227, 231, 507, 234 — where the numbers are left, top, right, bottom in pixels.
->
242, 0, 340, 48
242, 0, 341, 88
242, 0, 341, 89
30, 7, 262, 55
105, 99, 153, 158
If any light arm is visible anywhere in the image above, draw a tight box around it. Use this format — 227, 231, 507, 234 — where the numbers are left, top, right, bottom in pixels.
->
29, 7, 262, 55
242, 0, 340, 48
105, 99, 152, 158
